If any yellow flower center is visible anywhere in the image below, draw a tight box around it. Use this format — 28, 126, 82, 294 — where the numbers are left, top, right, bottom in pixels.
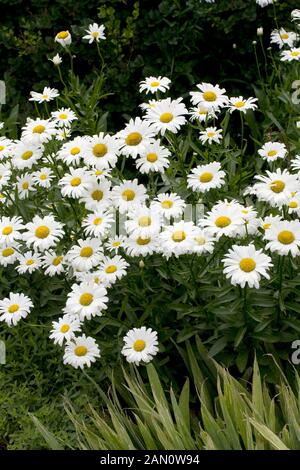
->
80, 246, 93, 257
133, 339, 146, 352
172, 230, 186, 242
70, 177, 81, 187
215, 216, 231, 228
53, 256, 63, 266
0, 146, 4, 151
207, 132, 216, 138
161, 200, 173, 209
93, 217, 103, 225
280, 33, 289, 40
267, 150, 277, 157
35, 225, 50, 239
239, 258, 256, 272
138, 216, 151, 227
8, 304, 19, 313
70, 147, 80, 155
79, 293, 93, 306
42, 95, 49, 100
270, 180, 285, 193
26, 259, 34, 266
2, 226, 12, 235
195, 236, 206, 245
125, 132, 142, 146
32, 125, 45, 134
60, 324, 70, 333
150, 81, 160, 87
95, 170, 103, 176
277, 230, 295, 245
112, 241, 121, 247
39, 174, 47, 180
234, 101, 245, 108
146, 152, 158, 162
59, 113, 68, 119
291, 51, 300, 57
290, 201, 298, 208
22, 182, 29, 190
203, 91, 217, 102
160, 112, 173, 123
136, 237, 151, 245
122, 189, 135, 201
199, 172, 213, 183
92, 31, 99, 38
93, 143, 107, 158
263, 223, 271, 230
21, 151, 33, 160
74, 345, 88, 356
105, 265, 117, 273
57, 31, 69, 39
92, 190, 103, 201
2, 247, 14, 257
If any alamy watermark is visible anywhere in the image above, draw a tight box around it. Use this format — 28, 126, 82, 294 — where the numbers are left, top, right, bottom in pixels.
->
0, 340, 6, 365
291, 80, 300, 105
0, 80, 5, 105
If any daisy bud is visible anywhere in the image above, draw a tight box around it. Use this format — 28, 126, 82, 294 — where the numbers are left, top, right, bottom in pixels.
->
55, 30, 72, 47
297, 121, 300, 128
139, 260, 145, 268
252, 40, 257, 45
257, 27, 263, 36
49, 53, 62, 66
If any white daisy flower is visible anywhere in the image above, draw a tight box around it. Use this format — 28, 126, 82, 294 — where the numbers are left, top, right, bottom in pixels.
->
51, 108, 77, 127
227, 96, 258, 113
151, 192, 186, 220
190, 82, 228, 110
264, 220, 300, 257
199, 127, 223, 145
259, 214, 283, 232
80, 178, 112, 212
292, 9, 300, 21
29, 87, 59, 103
135, 140, 170, 174
55, 30, 72, 47
11, 140, 43, 170
291, 155, 300, 172
0, 292, 33, 327
200, 201, 244, 239
256, 0, 273, 7
59, 167, 93, 199
139, 99, 159, 112
21, 118, 57, 144
280, 48, 300, 62
55, 127, 72, 141
16, 173, 36, 199
42, 251, 66, 276
0, 163, 11, 189
258, 142, 287, 162
83, 133, 120, 169
144, 97, 187, 135
63, 335, 100, 369
104, 235, 126, 253
111, 179, 148, 214
64, 282, 108, 320
187, 161, 226, 193
32, 168, 54, 188
57, 136, 88, 167
288, 193, 300, 216
0, 244, 20, 267
125, 205, 161, 239
116, 117, 156, 158
222, 244, 272, 289
192, 228, 215, 255
238, 205, 260, 237
252, 169, 300, 208
82, 211, 114, 238
139, 76, 171, 94
121, 327, 158, 365
50, 314, 82, 346
83, 23, 106, 43
67, 238, 103, 271
188, 105, 217, 122
270, 28, 297, 49
124, 235, 157, 257
0, 216, 24, 246
159, 221, 196, 258
0, 137, 13, 160
16, 251, 42, 274
98, 255, 129, 285
23, 215, 64, 251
